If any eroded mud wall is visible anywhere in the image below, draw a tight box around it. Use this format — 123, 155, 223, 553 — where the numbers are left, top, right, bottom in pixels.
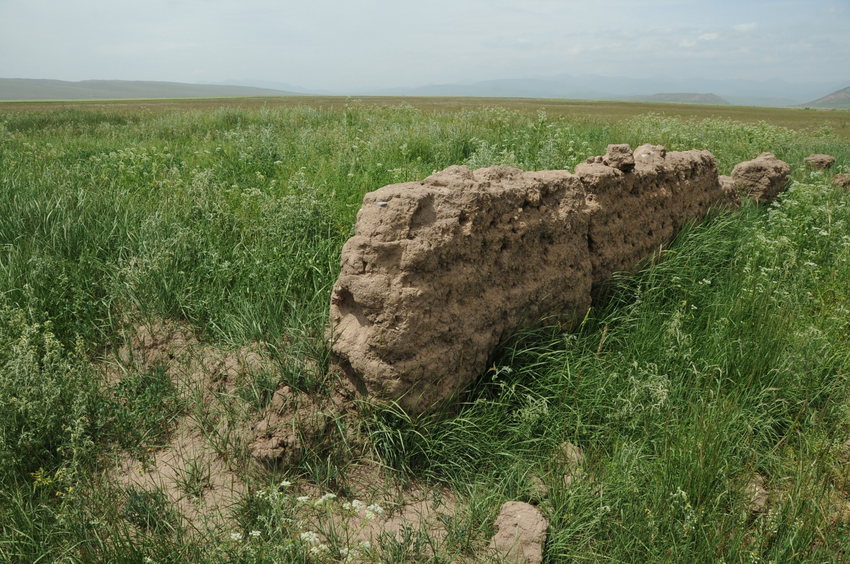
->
329, 145, 789, 414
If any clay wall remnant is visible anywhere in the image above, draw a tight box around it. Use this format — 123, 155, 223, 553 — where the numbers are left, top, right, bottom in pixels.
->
721, 152, 792, 204
329, 145, 790, 414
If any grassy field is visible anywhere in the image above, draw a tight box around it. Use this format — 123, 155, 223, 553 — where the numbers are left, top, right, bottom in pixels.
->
1, 99, 849, 562
3, 95, 850, 138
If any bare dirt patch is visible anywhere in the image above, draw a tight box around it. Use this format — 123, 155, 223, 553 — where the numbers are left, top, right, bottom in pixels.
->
102, 320, 481, 558
104, 319, 274, 530
113, 417, 246, 527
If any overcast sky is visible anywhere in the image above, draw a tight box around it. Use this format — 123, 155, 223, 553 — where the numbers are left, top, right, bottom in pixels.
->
1, 0, 848, 91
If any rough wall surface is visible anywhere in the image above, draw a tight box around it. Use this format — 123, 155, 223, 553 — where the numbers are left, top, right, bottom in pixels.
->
581, 144, 724, 283
330, 165, 592, 412
329, 145, 789, 414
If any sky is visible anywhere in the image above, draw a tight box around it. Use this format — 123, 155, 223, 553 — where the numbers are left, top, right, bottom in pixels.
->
1, 0, 848, 92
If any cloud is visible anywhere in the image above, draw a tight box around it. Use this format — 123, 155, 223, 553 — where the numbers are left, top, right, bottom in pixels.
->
733, 23, 757, 32
679, 30, 719, 48
0, 0, 846, 91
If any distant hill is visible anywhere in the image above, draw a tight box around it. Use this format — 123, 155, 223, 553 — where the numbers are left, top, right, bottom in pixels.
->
368, 74, 847, 107
0, 79, 297, 100
374, 77, 610, 99
623, 93, 730, 105
803, 86, 850, 109
723, 95, 799, 107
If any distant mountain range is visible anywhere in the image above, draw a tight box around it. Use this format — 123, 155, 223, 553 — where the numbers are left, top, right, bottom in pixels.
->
0, 79, 295, 100
362, 74, 848, 107
2, 76, 849, 109
803, 86, 850, 109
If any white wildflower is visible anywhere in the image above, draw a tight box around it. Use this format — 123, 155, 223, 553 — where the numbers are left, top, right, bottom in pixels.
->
366, 503, 384, 516
309, 544, 329, 555
300, 531, 320, 545
249, 530, 261, 538
230, 532, 243, 541
316, 492, 337, 505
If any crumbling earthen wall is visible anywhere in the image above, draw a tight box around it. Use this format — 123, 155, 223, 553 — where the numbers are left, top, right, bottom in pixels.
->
581, 144, 725, 283
329, 145, 790, 414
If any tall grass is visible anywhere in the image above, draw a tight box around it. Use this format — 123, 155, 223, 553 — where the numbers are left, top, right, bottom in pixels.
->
0, 102, 848, 561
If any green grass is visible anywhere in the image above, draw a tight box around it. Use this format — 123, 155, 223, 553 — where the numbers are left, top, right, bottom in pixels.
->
3, 94, 850, 138
0, 101, 849, 561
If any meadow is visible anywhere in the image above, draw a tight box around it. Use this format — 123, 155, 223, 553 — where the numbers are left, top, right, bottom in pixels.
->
0, 98, 849, 562
4, 95, 850, 138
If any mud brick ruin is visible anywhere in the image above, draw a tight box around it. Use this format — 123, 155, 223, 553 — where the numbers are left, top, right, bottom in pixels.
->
329, 145, 790, 414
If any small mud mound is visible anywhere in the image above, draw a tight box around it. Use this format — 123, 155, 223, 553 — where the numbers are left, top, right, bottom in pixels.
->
117, 321, 196, 369
112, 320, 269, 398
833, 173, 850, 189
249, 385, 336, 464
804, 153, 835, 170
488, 501, 548, 564
730, 152, 791, 204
